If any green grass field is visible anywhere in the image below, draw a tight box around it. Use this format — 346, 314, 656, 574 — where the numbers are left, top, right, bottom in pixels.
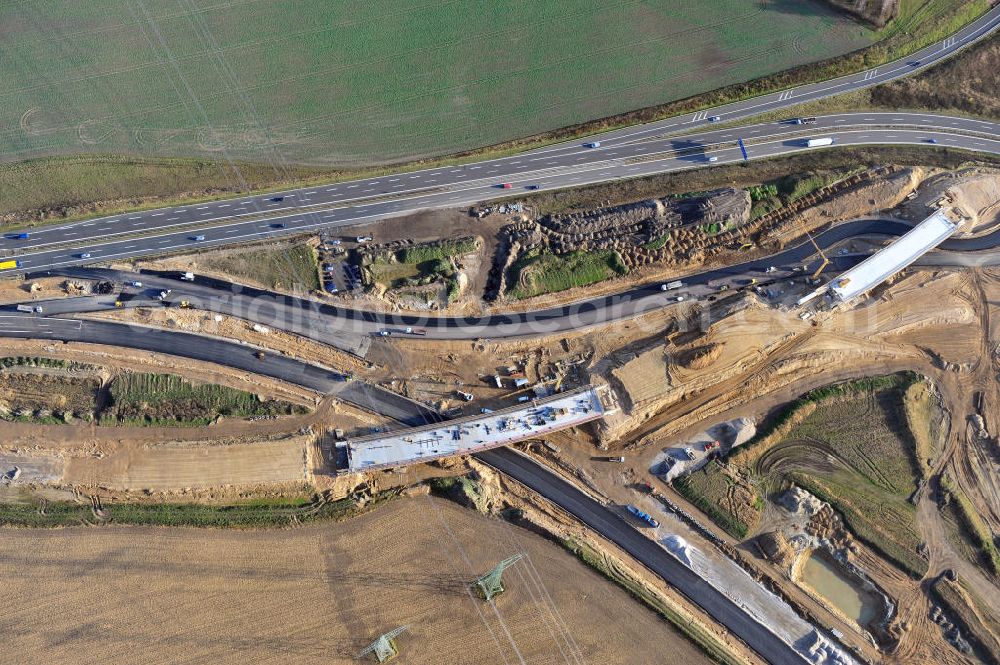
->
508, 248, 627, 299
198, 242, 320, 291
1, 0, 871, 167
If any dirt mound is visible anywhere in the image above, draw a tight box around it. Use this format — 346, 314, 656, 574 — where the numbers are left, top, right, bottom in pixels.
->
677, 343, 723, 370
823, 0, 898, 27
757, 530, 796, 568
487, 188, 751, 300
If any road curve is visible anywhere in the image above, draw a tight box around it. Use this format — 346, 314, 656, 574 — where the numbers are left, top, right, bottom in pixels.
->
0, 314, 435, 426
26, 217, 1000, 343
0, 303, 811, 664
0, 4, 997, 268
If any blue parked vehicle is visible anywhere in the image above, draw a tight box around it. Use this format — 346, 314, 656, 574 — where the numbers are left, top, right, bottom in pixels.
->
626, 504, 660, 528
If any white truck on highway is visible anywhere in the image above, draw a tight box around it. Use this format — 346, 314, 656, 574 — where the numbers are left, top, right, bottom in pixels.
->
15, 304, 41, 313
805, 137, 835, 148
660, 280, 684, 291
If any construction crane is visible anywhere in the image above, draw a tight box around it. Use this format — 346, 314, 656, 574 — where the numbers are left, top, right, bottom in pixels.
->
803, 228, 830, 280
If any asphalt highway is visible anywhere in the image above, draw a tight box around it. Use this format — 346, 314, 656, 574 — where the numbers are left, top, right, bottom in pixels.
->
0, 302, 810, 663
25, 217, 1000, 344
0, 4, 997, 270
1, 124, 997, 277
0, 314, 433, 425
1, 12, 997, 661
3, 2, 998, 258
476, 448, 812, 664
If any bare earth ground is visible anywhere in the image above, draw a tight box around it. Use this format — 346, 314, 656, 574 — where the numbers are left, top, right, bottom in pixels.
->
0, 497, 712, 665
528, 267, 996, 663
63, 435, 310, 491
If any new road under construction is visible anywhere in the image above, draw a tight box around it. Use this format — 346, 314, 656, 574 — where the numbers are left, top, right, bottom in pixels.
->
4, 7, 1000, 665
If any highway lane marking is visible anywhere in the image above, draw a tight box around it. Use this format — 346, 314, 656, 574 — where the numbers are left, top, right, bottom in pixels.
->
11, 133, 992, 277
17, 130, 1000, 268
151, 213, 164, 217
8, 13, 995, 250
12, 120, 1000, 270
599, 11, 999, 147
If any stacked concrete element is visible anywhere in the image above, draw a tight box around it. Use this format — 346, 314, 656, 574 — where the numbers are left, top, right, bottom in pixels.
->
538, 188, 750, 268
487, 189, 751, 299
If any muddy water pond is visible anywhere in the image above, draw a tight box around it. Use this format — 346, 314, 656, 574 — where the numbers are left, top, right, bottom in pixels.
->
801, 551, 881, 626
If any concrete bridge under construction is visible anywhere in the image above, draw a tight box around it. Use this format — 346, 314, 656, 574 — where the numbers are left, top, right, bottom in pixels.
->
335, 385, 615, 473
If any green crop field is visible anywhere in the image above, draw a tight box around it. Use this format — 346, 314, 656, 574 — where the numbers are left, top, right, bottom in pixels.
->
0, 0, 872, 167
104, 372, 307, 426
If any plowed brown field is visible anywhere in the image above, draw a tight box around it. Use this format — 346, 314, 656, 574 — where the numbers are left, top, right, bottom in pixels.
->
0, 497, 710, 665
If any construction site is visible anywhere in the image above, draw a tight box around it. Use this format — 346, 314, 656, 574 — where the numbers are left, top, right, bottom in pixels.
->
5, 1, 1000, 663
2, 156, 999, 663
